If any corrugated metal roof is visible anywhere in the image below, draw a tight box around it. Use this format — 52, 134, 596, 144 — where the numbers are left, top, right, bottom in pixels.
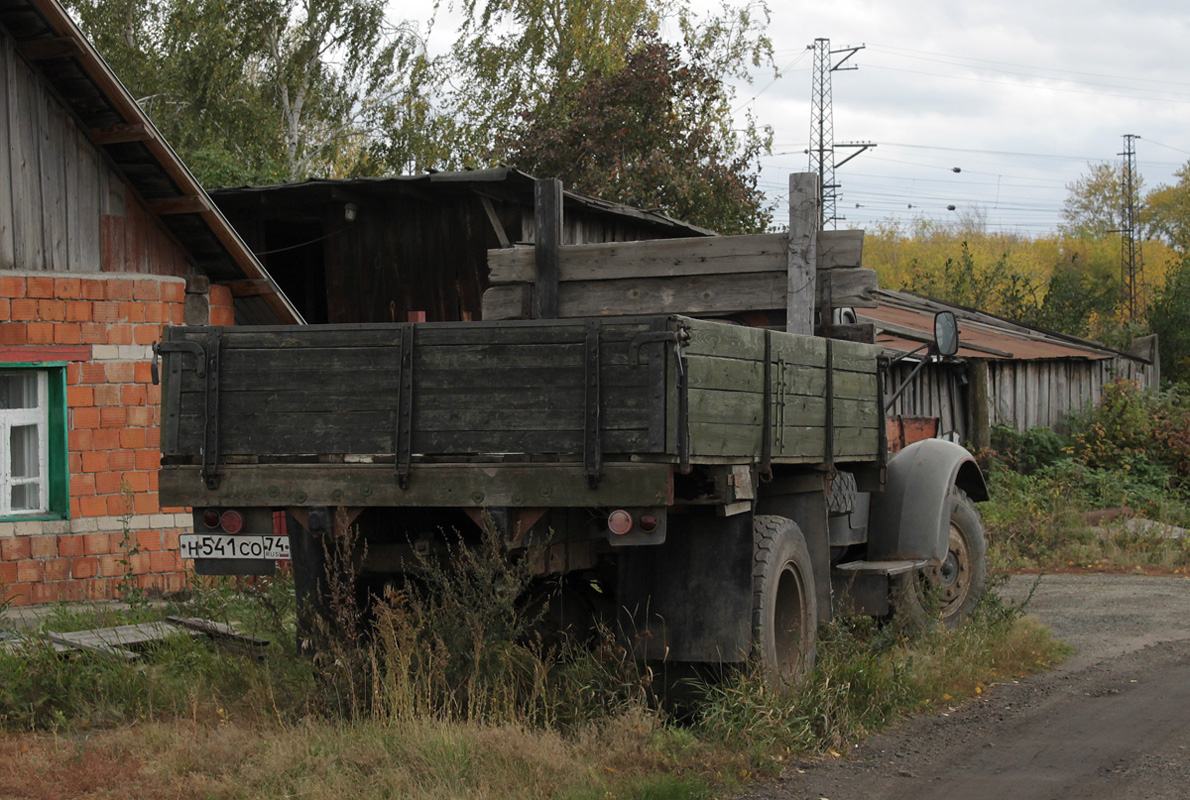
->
862, 290, 1150, 364
1, 0, 302, 325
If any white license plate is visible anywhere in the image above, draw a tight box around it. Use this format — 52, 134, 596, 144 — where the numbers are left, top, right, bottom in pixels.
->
179, 534, 291, 561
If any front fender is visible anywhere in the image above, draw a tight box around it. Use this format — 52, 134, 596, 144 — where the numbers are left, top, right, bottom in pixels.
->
866, 439, 987, 561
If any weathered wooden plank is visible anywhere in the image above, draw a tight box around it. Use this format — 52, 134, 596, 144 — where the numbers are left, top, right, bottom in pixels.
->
487, 229, 861, 284
815, 268, 879, 309
817, 229, 864, 269
533, 178, 562, 319
687, 389, 766, 426
160, 463, 675, 508
488, 232, 786, 283
65, 118, 82, 271
787, 173, 819, 335
41, 89, 68, 270
482, 267, 873, 321
0, 37, 13, 268
9, 51, 43, 270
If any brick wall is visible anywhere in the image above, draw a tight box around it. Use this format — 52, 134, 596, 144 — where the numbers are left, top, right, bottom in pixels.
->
0, 271, 234, 606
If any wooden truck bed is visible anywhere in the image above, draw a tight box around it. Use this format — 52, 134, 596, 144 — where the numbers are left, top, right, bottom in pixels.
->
157, 315, 883, 508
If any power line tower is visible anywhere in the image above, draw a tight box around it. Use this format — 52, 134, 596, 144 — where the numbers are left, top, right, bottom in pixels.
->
807, 38, 873, 229
1119, 133, 1145, 320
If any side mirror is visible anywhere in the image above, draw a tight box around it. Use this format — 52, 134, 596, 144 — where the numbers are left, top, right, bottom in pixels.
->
933, 311, 959, 357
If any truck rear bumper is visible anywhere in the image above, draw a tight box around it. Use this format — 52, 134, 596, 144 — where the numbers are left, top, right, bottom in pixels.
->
160, 462, 674, 509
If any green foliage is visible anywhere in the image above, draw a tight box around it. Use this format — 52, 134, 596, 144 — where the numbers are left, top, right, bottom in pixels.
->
498, 31, 772, 233
1059, 162, 1132, 239
1147, 256, 1190, 384
981, 382, 1190, 570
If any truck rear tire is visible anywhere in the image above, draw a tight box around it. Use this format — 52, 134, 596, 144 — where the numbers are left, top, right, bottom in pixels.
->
753, 515, 818, 684
893, 488, 988, 631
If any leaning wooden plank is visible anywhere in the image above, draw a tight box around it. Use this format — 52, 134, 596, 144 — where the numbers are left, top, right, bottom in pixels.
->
167, 617, 270, 647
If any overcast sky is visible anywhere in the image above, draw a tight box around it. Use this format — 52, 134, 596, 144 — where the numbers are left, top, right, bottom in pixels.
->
406, 0, 1190, 236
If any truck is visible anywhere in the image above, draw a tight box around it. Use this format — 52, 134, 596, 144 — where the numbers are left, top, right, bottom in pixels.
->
155, 307, 988, 683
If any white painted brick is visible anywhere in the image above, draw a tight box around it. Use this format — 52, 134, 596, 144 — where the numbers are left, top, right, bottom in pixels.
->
0, 523, 14, 538
38, 520, 70, 535
91, 345, 120, 360
149, 514, 173, 528
69, 517, 100, 533
118, 345, 153, 360
13, 521, 42, 537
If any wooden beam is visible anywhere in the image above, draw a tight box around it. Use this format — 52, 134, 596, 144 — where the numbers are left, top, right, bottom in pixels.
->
17, 37, 81, 62
220, 279, 275, 298
479, 195, 511, 248
89, 123, 151, 145
533, 179, 562, 319
787, 173, 820, 335
148, 195, 209, 215
483, 268, 878, 321
816, 268, 879, 309
489, 232, 785, 283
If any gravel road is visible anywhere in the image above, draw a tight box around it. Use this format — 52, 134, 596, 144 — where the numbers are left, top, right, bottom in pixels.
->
741, 574, 1190, 800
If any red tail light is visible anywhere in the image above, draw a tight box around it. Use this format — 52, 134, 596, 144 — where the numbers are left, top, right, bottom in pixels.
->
608, 509, 633, 535
201, 509, 220, 528
639, 513, 658, 533
220, 510, 245, 534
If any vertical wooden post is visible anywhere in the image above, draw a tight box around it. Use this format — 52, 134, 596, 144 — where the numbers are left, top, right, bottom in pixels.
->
786, 173, 820, 335
533, 178, 563, 319
968, 360, 991, 452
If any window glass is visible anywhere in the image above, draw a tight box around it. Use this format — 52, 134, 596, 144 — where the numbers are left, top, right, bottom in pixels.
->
0, 374, 37, 410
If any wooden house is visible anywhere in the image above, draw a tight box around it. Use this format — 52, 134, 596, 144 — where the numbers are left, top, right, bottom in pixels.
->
0, 0, 300, 607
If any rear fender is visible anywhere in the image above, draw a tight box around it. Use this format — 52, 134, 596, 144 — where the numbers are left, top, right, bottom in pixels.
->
866, 439, 987, 561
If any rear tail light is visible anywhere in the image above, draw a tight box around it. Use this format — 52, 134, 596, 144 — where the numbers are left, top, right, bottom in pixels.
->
608, 509, 634, 535
219, 510, 245, 534
201, 508, 220, 529
639, 513, 658, 533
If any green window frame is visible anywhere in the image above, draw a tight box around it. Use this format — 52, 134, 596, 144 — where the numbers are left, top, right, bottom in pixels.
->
0, 363, 69, 520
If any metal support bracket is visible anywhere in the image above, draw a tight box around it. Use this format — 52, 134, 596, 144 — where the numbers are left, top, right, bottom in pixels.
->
761, 329, 773, 477
395, 323, 415, 488
584, 319, 603, 488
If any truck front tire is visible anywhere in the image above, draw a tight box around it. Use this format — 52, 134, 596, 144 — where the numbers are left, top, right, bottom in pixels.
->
753, 515, 818, 684
893, 488, 988, 630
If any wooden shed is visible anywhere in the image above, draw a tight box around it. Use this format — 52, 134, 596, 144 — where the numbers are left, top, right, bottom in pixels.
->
866, 290, 1158, 448
210, 171, 714, 325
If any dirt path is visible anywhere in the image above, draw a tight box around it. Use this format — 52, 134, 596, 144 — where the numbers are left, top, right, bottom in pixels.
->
741, 574, 1190, 800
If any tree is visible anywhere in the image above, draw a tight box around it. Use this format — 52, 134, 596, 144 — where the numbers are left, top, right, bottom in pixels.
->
1147, 256, 1190, 384
1059, 162, 1133, 239
496, 32, 771, 233
66, 0, 431, 185
1144, 161, 1190, 252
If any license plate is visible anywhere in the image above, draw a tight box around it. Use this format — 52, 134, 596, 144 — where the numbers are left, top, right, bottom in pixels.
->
179, 534, 291, 561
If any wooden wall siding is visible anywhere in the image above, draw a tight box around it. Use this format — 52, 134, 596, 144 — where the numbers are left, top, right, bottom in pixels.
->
0, 33, 190, 277
885, 354, 1157, 443
986, 355, 1154, 433
883, 361, 968, 441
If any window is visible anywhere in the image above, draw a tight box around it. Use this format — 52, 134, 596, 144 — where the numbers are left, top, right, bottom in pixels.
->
0, 366, 67, 519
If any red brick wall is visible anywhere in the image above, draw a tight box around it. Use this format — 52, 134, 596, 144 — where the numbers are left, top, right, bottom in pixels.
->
0, 272, 234, 606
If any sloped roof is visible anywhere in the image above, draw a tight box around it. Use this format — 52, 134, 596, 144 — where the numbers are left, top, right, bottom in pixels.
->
0, 0, 302, 325
862, 290, 1150, 363
212, 168, 719, 238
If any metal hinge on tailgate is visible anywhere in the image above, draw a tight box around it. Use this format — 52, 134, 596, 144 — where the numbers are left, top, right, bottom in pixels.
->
153, 332, 223, 489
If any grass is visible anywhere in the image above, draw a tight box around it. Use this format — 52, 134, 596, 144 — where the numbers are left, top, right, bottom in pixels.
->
0, 536, 1067, 800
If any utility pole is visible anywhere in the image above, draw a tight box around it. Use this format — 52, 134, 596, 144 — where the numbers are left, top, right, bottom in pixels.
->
808, 38, 874, 229
1119, 134, 1145, 320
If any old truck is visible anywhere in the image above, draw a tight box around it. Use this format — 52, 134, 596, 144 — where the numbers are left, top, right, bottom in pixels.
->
155, 307, 988, 681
